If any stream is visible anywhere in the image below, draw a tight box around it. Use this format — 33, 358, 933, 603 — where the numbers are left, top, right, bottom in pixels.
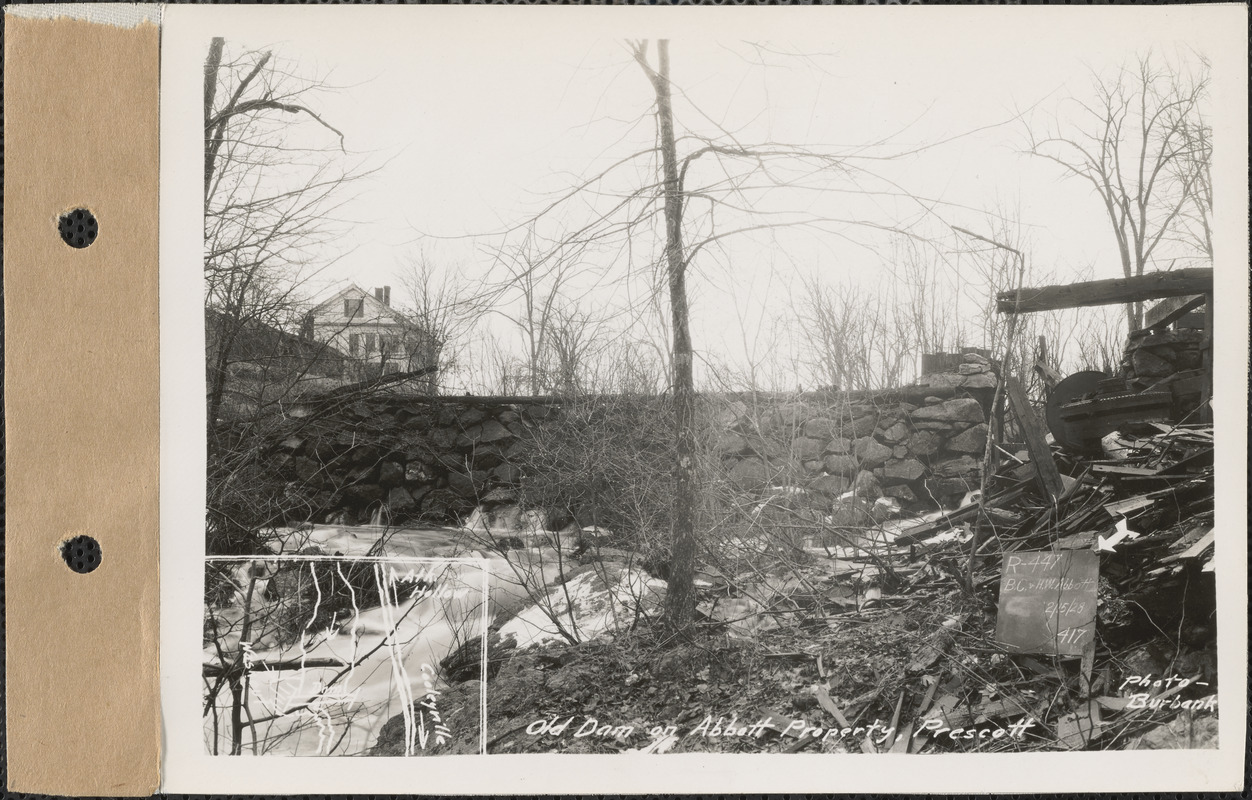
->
203, 525, 564, 756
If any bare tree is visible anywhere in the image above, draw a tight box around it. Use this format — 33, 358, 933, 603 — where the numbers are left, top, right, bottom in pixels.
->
1028, 53, 1211, 331
204, 37, 374, 427
629, 40, 701, 633
476, 38, 1007, 631
485, 227, 594, 395
203, 38, 376, 555
394, 252, 483, 391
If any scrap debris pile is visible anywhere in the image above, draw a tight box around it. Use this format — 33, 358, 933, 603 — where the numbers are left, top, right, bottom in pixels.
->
692, 393, 1216, 754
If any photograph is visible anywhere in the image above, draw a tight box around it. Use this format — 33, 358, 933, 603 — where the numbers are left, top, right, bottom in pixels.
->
161, 4, 1246, 790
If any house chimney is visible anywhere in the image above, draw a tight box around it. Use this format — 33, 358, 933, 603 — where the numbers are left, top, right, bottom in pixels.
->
374, 286, 391, 307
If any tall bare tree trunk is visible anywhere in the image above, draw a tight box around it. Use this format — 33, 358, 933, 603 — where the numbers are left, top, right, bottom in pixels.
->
204, 37, 225, 196
644, 40, 699, 632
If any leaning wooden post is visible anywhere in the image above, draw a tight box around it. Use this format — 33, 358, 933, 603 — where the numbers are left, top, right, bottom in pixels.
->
1004, 376, 1065, 506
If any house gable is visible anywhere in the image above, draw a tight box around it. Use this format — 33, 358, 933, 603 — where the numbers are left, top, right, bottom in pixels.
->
309, 284, 406, 327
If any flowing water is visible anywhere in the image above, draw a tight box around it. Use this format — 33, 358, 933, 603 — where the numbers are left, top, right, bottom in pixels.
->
203, 525, 563, 756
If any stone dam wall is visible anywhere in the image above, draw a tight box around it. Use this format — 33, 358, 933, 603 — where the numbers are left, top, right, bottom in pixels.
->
264, 357, 998, 527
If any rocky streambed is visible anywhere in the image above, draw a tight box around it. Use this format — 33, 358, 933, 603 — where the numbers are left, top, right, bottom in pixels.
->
202, 522, 665, 756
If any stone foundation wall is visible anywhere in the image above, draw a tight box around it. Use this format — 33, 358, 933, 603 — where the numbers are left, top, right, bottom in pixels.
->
270, 397, 551, 525
712, 389, 992, 509
1121, 328, 1204, 390
265, 358, 997, 526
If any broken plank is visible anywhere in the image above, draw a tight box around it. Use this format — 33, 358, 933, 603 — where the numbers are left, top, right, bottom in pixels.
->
1092, 464, 1161, 477
1145, 294, 1206, 330
895, 483, 1030, 544
996, 268, 1213, 314
1005, 376, 1065, 505
887, 691, 906, 739
1103, 495, 1158, 516
1035, 359, 1064, 390
1162, 528, 1215, 562
915, 675, 941, 718
892, 722, 914, 754
815, 685, 852, 728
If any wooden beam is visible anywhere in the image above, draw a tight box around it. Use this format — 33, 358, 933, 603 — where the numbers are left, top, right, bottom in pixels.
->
1004, 376, 1065, 505
997, 268, 1213, 314
1145, 294, 1206, 329
1199, 291, 1213, 424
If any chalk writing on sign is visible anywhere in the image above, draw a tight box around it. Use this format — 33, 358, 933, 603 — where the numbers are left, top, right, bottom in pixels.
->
994, 550, 1098, 657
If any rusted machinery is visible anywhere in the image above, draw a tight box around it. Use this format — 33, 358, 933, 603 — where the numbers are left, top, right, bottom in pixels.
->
1045, 363, 1206, 455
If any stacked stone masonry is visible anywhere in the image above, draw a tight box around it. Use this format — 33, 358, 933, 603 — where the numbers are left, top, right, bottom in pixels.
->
268, 359, 996, 526
714, 391, 992, 510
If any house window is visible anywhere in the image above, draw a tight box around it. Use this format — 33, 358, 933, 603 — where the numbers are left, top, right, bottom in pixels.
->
365, 333, 376, 353
349, 333, 360, 355
344, 298, 363, 318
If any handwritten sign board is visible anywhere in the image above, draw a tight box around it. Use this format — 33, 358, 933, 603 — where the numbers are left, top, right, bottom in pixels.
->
995, 550, 1098, 657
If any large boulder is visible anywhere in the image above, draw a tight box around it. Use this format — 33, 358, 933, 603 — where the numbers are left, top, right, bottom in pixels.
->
909, 397, 985, 425
916, 373, 965, 390
824, 436, 854, 455
466, 419, 513, 445
715, 400, 749, 428
828, 498, 876, 527
851, 470, 882, 500
777, 402, 810, 427
714, 432, 749, 456
810, 474, 851, 496
824, 454, 859, 477
378, 461, 405, 488
883, 484, 917, 503
803, 417, 840, 439
471, 445, 506, 470
791, 437, 825, 461
762, 402, 809, 433
931, 455, 980, 479
745, 436, 786, 460
343, 482, 385, 505
429, 427, 459, 451
962, 372, 998, 389
347, 444, 382, 467
447, 470, 487, 498
293, 456, 323, 485
490, 462, 520, 485
946, 423, 989, 454
907, 430, 944, 457
853, 436, 893, 468
729, 458, 771, 491
882, 458, 925, 484
387, 486, 417, 514
925, 476, 975, 500
848, 414, 878, 438
421, 488, 470, 520
1130, 348, 1174, 378
881, 421, 911, 444
405, 462, 433, 484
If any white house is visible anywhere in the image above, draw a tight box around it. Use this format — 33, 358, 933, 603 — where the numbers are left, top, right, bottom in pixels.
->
304, 284, 440, 384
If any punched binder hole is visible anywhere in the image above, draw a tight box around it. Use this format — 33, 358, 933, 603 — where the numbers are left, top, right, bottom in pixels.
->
61, 535, 102, 574
58, 208, 98, 248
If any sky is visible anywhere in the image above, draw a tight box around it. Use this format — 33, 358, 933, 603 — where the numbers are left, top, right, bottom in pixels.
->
180, 5, 1239, 391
